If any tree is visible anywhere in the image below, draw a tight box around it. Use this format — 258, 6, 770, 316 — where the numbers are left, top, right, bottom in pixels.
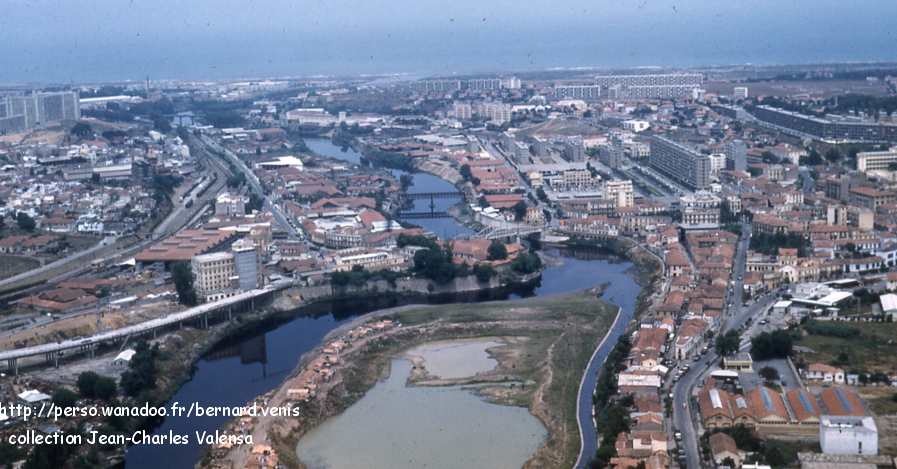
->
715, 330, 740, 357
120, 341, 160, 398
511, 251, 542, 274
0, 441, 24, 466
750, 330, 793, 360
512, 201, 528, 221
70, 122, 93, 139
52, 388, 79, 410
77, 371, 99, 397
412, 246, 457, 284
473, 263, 495, 283
487, 240, 508, 261
801, 148, 824, 166
759, 366, 780, 383
460, 164, 472, 181
824, 148, 842, 163
16, 212, 36, 231
78, 371, 117, 400
171, 262, 197, 306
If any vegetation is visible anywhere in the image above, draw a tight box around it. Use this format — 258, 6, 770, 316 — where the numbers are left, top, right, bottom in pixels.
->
512, 200, 527, 221
511, 251, 542, 274
396, 233, 438, 250
16, 212, 36, 231
77, 371, 118, 400
715, 330, 741, 356
362, 147, 415, 171
589, 335, 633, 468
70, 122, 93, 139
796, 320, 897, 373
750, 330, 794, 360
749, 232, 809, 256
473, 263, 496, 283
120, 341, 161, 399
759, 366, 780, 383
412, 244, 461, 284
487, 240, 508, 261
51, 388, 79, 410
330, 265, 402, 288
171, 261, 198, 306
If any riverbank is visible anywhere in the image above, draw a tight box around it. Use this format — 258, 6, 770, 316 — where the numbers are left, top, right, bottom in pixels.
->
201, 289, 619, 469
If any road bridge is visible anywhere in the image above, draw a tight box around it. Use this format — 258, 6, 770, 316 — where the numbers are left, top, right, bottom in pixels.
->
396, 211, 452, 219
0, 281, 293, 375
404, 191, 463, 200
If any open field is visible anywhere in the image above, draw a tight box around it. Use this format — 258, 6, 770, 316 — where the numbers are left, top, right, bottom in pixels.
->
795, 320, 897, 373
705, 79, 892, 98
0, 255, 41, 280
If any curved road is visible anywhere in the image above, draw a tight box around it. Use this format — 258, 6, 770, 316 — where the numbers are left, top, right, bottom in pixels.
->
574, 305, 633, 469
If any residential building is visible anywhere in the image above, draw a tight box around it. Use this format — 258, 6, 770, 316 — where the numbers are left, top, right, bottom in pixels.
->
856, 147, 897, 173
554, 85, 601, 100
750, 105, 897, 143
680, 191, 721, 227
605, 180, 635, 208
725, 139, 748, 172
733, 86, 749, 99
215, 192, 247, 217
0, 91, 81, 132
594, 73, 703, 99
649, 136, 712, 190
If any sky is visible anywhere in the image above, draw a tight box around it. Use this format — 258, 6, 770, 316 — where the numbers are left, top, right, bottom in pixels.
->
2, 0, 896, 83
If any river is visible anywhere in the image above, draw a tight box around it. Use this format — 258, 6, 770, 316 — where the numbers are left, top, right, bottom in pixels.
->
124, 138, 642, 469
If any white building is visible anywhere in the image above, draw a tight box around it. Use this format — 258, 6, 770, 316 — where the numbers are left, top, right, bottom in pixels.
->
622, 119, 650, 132
605, 180, 634, 208
733, 86, 749, 99
215, 192, 247, 217
191, 238, 261, 302
856, 147, 897, 174
708, 153, 727, 175
820, 416, 878, 456
680, 190, 721, 227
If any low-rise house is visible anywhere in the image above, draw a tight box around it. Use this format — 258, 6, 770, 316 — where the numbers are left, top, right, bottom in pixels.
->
806, 363, 846, 384
709, 432, 744, 467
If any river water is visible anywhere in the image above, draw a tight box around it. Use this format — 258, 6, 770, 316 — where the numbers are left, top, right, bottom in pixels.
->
124, 138, 642, 469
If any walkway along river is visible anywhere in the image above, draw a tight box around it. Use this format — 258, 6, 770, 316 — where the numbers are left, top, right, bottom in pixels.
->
123, 138, 644, 468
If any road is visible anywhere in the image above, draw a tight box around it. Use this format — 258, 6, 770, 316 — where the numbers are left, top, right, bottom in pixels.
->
0, 236, 116, 292
200, 136, 299, 239
670, 221, 779, 468
0, 138, 228, 298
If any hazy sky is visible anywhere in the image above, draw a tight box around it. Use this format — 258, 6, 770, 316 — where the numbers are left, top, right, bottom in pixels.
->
2, 0, 896, 83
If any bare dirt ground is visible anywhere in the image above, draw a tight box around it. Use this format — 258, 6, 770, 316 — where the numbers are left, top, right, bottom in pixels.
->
201, 290, 617, 469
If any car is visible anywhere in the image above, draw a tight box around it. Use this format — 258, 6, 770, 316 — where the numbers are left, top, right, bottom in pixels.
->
674, 432, 683, 440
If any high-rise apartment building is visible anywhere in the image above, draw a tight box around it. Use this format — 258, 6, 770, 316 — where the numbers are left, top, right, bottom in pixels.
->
649, 136, 712, 190
0, 91, 80, 133
593, 73, 703, 100
725, 139, 748, 172
554, 85, 601, 100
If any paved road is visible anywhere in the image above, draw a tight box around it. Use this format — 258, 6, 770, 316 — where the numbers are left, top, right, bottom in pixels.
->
0, 236, 115, 292
671, 221, 778, 468
200, 136, 299, 239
